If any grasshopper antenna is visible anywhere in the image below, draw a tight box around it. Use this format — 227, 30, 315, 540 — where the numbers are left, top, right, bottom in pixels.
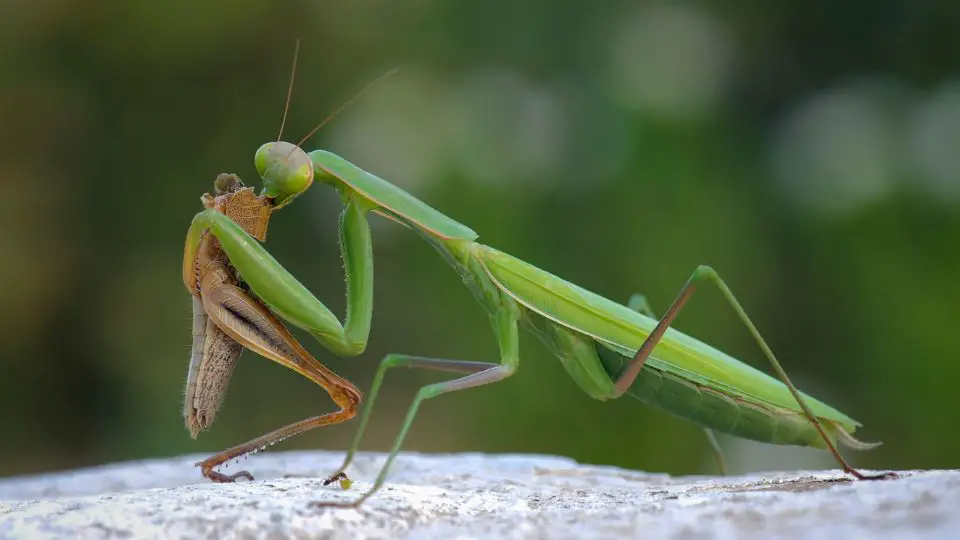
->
277, 39, 301, 142
293, 67, 400, 150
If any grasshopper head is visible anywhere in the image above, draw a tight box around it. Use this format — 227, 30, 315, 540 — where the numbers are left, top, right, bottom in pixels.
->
213, 172, 245, 195
254, 141, 314, 209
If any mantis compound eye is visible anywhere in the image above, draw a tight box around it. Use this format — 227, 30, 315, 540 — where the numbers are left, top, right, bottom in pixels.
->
255, 141, 314, 209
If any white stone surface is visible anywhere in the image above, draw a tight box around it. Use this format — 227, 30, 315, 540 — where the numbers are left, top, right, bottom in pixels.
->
0, 451, 956, 539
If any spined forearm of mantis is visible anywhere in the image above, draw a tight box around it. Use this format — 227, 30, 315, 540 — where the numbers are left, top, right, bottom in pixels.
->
182, 138, 897, 508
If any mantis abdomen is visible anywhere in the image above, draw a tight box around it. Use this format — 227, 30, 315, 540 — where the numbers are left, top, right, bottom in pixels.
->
598, 347, 836, 448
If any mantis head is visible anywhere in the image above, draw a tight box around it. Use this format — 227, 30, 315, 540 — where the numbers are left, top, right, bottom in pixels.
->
254, 141, 314, 209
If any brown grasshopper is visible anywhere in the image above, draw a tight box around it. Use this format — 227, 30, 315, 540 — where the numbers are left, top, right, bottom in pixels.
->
182, 173, 362, 484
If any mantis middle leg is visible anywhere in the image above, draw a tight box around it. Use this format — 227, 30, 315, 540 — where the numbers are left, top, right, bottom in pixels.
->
311, 303, 521, 508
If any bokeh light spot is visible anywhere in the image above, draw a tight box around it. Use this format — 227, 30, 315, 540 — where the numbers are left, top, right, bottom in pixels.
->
907, 81, 960, 202
770, 80, 907, 216
606, 5, 734, 121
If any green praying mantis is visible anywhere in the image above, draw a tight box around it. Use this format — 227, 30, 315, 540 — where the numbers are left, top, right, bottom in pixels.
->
182, 62, 896, 509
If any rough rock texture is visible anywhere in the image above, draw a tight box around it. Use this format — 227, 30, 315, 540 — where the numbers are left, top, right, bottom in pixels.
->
0, 451, 956, 539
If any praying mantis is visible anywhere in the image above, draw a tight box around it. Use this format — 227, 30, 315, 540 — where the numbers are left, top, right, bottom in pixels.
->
181, 63, 896, 510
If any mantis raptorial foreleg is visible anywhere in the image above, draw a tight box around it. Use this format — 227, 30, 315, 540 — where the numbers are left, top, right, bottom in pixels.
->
625, 292, 728, 475
613, 265, 894, 480
311, 304, 521, 508
184, 195, 374, 358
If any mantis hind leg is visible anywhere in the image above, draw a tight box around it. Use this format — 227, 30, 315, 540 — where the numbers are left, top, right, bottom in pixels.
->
312, 305, 521, 508
615, 267, 894, 481
625, 293, 727, 475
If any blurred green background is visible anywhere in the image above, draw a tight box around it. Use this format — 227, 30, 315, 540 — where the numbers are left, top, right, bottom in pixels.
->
2, 0, 958, 480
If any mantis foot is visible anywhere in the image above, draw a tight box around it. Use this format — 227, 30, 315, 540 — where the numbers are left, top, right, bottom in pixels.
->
854, 470, 900, 481
201, 467, 255, 483
322, 471, 353, 490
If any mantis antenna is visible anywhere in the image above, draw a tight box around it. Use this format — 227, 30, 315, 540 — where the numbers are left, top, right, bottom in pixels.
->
293, 67, 400, 150
277, 39, 301, 142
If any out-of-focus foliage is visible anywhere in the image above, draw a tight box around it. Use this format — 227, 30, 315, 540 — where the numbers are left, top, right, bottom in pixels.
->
1, 0, 958, 478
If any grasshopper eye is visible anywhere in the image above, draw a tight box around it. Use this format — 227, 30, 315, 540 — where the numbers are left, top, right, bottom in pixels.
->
255, 141, 314, 209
